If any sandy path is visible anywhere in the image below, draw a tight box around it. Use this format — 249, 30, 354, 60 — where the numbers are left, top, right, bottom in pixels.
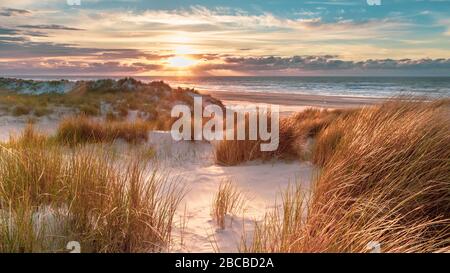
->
149, 132, 314, 253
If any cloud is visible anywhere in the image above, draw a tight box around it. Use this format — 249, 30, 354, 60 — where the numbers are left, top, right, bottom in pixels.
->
0, 60, 162, 75
2, 49, 449, 76
0, 41, 95, 58
0, 36, 28, 42
357, 58, 450, 69
0, 27, 19, 35
0, 40, 152, 59
97, 51, 174, 61
194, 55, 354, 71
0, 27, 48, 41
0, 5, 446, 61
0, 5, 448, 76
191, 55, 450, 75
17, 24, 85, 31
20, 30, 49, 37
0, 8, 30, 17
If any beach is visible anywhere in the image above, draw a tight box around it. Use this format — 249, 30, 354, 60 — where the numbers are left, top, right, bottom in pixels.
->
201, 90, 383, 113
1, 0, 450, 256
0, 77, 448, 253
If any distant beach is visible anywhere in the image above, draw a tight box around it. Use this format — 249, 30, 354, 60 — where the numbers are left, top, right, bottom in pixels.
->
8, 76, 450, 99
200, 90, 382, 112
7, 75, 448, 113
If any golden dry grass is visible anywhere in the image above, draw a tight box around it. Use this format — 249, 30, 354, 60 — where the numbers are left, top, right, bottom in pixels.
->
242, 99, 450, 253
213, 110, 284, 165
212, 180, 246, 229
213, 108, 353, 165
0, 126, 185, 252
56, 115, 150, 145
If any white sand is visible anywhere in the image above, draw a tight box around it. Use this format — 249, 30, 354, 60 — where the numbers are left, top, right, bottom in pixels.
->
148, 132, 314, 253
201, 90, 382, 109
0, 106, 76, 141
171, 161, 313, 253
0, 116, 315, 253
0, 115, 58, 141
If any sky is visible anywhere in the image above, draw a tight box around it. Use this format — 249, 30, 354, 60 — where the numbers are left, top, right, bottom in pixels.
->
0, 0, 449, 76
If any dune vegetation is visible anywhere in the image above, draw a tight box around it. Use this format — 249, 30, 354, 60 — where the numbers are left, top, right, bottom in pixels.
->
212, 180, 246, 230
1, 77, 448, 253
0, 78, 223, 131
240, 99, 450, 253
56, 115, 150, 145
0, 125, 185, 253
213, 108, 355, 165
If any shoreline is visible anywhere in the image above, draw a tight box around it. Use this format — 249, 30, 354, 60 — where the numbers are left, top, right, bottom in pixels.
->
200, 90, 384, 110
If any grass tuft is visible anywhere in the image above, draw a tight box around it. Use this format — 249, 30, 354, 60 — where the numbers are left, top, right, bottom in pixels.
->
56, 115, 150, 145
213, 108, 353, 165
212, 181, 246, 229
12, 105, 31, 116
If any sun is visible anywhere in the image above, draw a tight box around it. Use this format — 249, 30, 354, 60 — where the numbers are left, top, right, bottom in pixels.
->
166, 56, 198, 69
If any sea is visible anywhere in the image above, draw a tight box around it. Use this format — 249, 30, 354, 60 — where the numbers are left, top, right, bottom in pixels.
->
8, 76, 450, 98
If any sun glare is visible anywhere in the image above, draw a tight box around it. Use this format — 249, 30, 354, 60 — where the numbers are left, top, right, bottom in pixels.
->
167, 56, 198, 68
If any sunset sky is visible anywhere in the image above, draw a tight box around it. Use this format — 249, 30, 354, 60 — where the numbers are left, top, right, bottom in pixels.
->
0, 0, 449, 76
